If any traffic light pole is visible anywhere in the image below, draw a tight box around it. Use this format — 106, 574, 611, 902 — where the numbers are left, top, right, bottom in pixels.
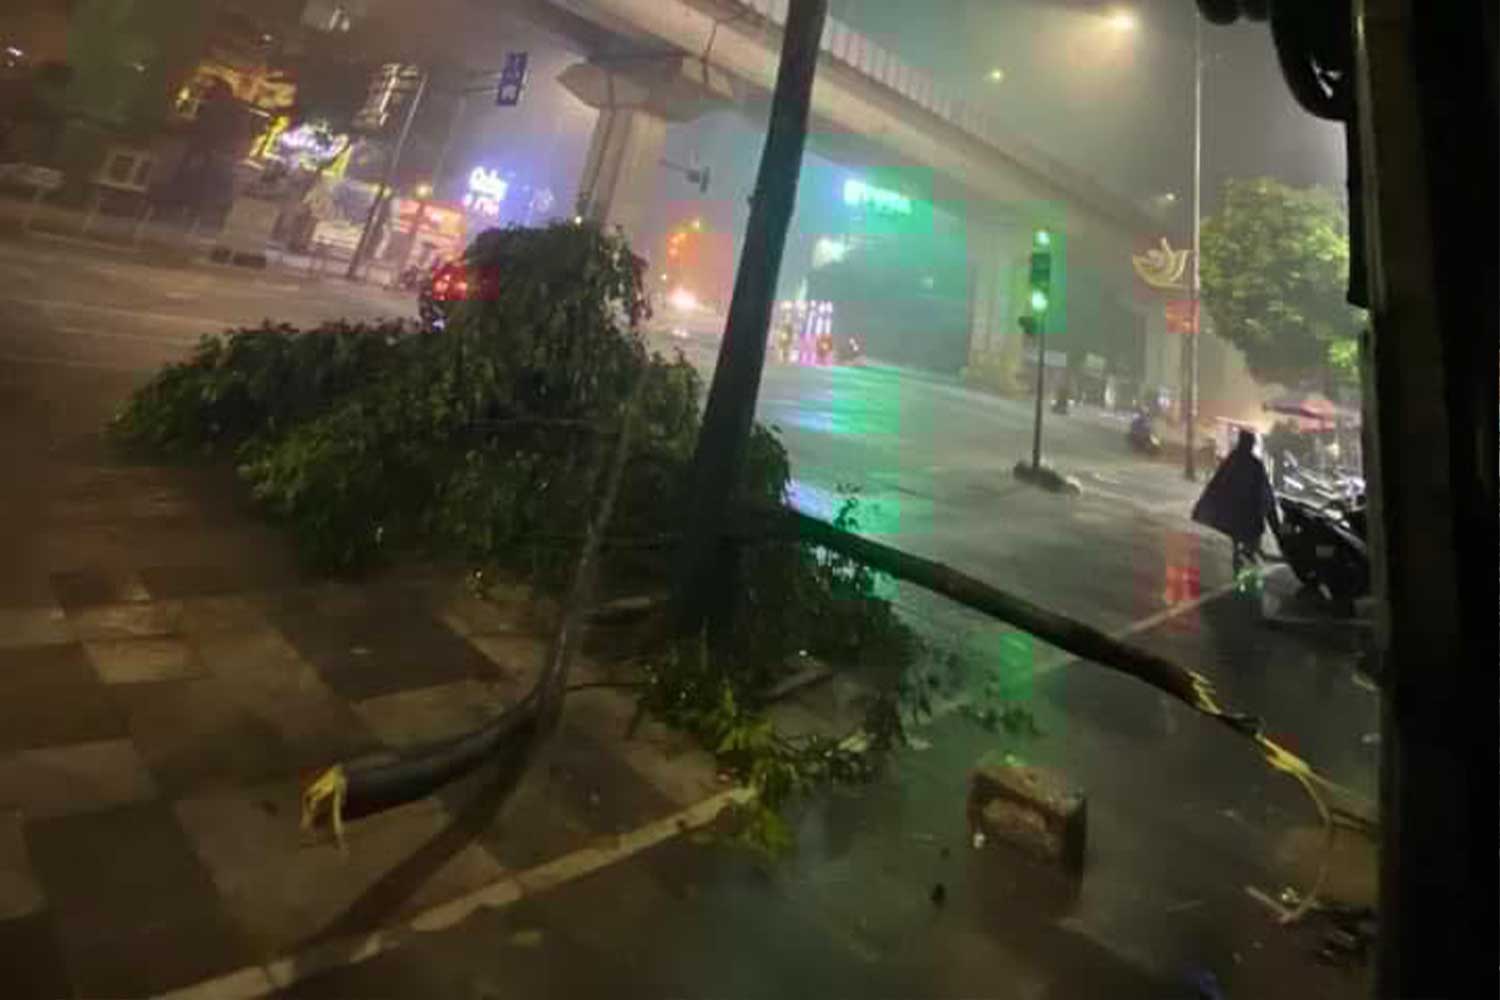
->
347, 71, 428, 281
1031, 313, 1046, 470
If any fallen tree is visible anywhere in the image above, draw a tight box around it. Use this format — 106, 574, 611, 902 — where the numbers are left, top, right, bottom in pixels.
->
113, 222, 919, 852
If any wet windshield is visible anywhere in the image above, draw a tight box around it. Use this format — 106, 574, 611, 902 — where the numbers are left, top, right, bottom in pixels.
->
0, 2, 1395, 998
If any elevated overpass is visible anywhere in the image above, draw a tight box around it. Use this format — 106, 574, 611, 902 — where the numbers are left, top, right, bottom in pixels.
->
518, 0, 1175, 379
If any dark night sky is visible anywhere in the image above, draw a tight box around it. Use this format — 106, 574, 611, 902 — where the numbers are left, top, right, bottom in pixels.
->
832, 0, 1345, 215
4, 0, 1347, 246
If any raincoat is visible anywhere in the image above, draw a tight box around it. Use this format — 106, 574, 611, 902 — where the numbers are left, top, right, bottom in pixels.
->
1192, 435, 1281, 545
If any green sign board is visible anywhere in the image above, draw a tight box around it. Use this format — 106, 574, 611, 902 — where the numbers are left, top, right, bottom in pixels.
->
842, 178, 912, 216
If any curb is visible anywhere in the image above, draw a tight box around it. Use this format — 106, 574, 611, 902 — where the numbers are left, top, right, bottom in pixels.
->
1012, 461, 1083, 495
155, 786, 755, 1000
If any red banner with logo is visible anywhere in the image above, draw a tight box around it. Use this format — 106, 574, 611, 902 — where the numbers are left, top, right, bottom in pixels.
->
1166, 299, 1199, 334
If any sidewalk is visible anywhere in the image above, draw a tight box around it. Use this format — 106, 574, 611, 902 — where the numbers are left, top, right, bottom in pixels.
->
0, 193, 402, 288
285, 568, 1380, 1000
0, 363, 725, 998
0, 354, 1378, 997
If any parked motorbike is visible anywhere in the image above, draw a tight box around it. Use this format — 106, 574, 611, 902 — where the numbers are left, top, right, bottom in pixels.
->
394, 265, 425, 292
417, 258, 469, 331
1128, 412, 1163, 456
1274, 492, 1370, 611
1278, 454, 1365, 511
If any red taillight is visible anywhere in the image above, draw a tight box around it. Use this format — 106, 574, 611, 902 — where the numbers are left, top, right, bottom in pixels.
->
430, 262, 468, 301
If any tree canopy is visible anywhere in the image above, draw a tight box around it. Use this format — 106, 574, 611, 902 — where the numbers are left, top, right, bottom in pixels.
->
1201, 177, 1365, 387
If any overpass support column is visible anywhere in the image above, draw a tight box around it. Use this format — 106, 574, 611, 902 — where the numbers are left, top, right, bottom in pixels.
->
1141, 304, 1179, 403
560, 58, 736, 249
575, 105, 667, 244
964, 222, 1027, 392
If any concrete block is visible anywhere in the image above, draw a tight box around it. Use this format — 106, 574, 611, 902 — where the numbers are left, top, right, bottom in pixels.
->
967, 757, 1086, 872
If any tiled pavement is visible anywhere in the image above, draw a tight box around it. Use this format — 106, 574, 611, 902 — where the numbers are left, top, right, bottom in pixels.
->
0, 354, 725, 999
0, 548, 719, 999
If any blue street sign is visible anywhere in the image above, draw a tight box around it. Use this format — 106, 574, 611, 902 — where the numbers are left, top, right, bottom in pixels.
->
497, 51, 529, 108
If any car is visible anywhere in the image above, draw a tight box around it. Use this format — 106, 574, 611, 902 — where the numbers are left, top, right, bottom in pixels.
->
413, 254, 502, 330
417, 258, 471, 330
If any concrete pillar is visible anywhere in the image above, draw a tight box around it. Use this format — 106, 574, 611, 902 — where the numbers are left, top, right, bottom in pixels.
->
575, 106, 668, 245
559, 57, 735, 249
963, 222, 1028, 391
966, 226, 1004, 358
1141, 303, 1179, 398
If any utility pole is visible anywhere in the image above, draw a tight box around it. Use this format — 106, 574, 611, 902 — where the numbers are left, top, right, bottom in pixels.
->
347, 69, 428, 281
394, 88, 467, 278
672, 0, 829, 637
1183, 15, 1203, 480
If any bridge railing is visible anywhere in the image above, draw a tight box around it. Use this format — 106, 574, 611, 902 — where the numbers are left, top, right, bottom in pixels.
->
740, 0, 1135, 225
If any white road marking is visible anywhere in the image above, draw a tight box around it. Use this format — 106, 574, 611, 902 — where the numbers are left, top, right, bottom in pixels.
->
0, 352, 143, 372
23, 231, 141, 256
56, 323, 202, 347
4, 295, 238, 330
910, 562, 1291, 727
162, 786, 756, 1000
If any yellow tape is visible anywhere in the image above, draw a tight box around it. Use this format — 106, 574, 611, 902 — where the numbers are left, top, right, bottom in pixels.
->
1175, 664, 1373, 925
300, 765, 349, 852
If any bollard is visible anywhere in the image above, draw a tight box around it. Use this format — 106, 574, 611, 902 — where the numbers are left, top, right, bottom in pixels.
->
22, 184, 46, 233
80, 188, 102, 236
131, 202, 155, 247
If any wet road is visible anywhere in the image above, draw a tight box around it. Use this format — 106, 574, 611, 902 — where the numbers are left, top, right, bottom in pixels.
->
0, 235, 412, 375
0, 234, 1378, 997
287, 568, 1377, 999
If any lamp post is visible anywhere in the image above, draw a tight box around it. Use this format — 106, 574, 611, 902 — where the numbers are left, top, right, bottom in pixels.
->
1184, 14, 1203, 481
1106, 7, 1202, 479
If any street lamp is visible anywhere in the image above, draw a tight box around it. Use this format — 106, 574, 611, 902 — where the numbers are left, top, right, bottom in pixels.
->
1185, 14, 1204, 482
1109, 8, 1202, 480
988, 67, 1005, 83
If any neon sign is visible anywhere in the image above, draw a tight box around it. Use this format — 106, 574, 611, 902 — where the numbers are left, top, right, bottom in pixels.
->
463, 166, 508, 218
842, 178, 912, 216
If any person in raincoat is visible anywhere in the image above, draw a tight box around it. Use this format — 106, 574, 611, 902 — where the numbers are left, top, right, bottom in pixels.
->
1192, 428, 1282, 577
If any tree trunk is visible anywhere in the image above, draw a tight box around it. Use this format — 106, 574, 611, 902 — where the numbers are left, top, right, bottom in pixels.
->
672, 0, 829, 638
729, 506, 1247, 727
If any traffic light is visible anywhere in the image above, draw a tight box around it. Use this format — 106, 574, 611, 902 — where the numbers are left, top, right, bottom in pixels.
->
1028, 227, 1053, 316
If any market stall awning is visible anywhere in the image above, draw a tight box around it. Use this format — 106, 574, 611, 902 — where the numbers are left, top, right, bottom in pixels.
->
1263, 392, 1359, 431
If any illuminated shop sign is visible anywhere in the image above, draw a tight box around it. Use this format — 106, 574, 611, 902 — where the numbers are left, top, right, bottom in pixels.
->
463, 166, 508, 217
842, 178, 912, 216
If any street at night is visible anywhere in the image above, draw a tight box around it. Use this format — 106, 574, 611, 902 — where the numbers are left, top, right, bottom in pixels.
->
1, 1, 1492, 998
0, 229, 1378, 999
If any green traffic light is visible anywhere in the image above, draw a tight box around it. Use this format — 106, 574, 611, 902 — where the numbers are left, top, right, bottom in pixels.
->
1034, 229, 1052, 248
1030, 289, 1049, 312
